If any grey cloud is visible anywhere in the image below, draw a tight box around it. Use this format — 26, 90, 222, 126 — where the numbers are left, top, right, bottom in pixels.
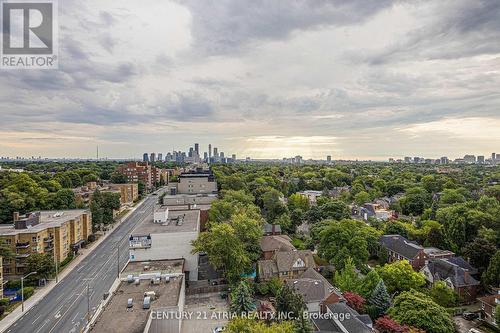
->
361, 0, 500, 64
179, 0, 393, 55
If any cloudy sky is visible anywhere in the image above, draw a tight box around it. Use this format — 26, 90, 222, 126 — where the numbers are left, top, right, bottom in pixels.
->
1, 0, 499, 160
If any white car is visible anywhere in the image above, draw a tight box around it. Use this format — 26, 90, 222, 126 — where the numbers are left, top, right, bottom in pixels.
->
468, 329, 482, 333
212, 327, 225, 333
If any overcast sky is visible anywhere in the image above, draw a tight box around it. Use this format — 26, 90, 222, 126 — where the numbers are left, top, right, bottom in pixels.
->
1, 0, 499, 160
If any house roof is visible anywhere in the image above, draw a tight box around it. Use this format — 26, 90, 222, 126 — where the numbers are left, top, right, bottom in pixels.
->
380, 234, 423, 259
275, 250, 316, 273
287, 268, 342, 303
257, 260, 278, 280
260, 235, 295, 252
477, 293, 500, 307
446, 256, 478, 275
426, 259, 480, 287
312, 302, 372, 333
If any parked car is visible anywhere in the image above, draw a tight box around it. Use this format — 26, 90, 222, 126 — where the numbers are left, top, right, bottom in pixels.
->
462, 312, 479, 321
212, 327, 225, 333
468, 329, 481, 333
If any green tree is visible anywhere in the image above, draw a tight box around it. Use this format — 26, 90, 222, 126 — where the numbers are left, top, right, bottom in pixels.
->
110, 172, 127, 184
26, 253, 55, 280
226, 317, 294, 333
463, 237, 497, 273
354, 191, 371, 205
318, 200, 350, 221
359, 269, 381, 298
0, 240, 14, 259
261, 188, 287, 221
495, 304, 500, 328
51, 189, 76, 209
276, 284, 313, 333
376, 260, 426, 294
230, 281, 255, 315
429, 281, 457, 308
482, 250, 500, 287
333, 257, 362, 292
388, 290, 454, 333
288, 193, 310, 212
400, 187, 429, 216
369, 280, 391, 317
318, 219, 380, 270
192, 223, 250, 282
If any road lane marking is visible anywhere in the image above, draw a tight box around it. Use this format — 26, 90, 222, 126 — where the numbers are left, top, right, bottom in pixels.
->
32, 315, 41, 325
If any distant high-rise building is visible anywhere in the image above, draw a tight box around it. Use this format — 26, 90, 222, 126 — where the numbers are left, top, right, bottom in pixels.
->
477, 155, 484, 164
158, 153, 163, 161
413, 157, 421, 163
188, 147, 194, 158
220, 152, 224, 159
232, 154, 236, 160
208, 144, 212, 159
194, 143, 199, 155
404, 157, 412, 163
143, 153, 149, 162
214, 147, 218, 157
492, 153, 497, 160
150, 153, 156, 162
204, 152, 208, 160
463, 155, 476, 163
327, 155, 332, 162
440, 156, 449, 164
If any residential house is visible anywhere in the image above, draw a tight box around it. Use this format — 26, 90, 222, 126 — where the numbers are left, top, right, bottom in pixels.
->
421, 258, 479, 303
312, 302, 373, 333
260, 235, 296, 260
478, 289, 499, 326
359, 203, 395, 221
380, 235, 427, 270
287, 267, 343, 313
297, 191, 323, 205
257, 250, 316, 281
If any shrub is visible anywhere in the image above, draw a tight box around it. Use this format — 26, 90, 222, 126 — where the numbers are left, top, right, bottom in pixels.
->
0, 298, 9, 306
343, 291, 365, 313
22, 287, 35, 300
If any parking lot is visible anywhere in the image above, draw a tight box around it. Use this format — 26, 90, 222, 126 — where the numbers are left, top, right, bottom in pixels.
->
181, 292, 229, 333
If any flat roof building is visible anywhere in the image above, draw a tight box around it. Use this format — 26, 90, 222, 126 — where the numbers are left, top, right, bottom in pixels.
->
129, 209, 200, 281
91, 259, 185, 333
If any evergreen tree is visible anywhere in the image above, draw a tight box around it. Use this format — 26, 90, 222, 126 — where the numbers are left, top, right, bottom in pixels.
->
230, 281, 255, 315
369, 280, 391, 318
276, 284, 307, 320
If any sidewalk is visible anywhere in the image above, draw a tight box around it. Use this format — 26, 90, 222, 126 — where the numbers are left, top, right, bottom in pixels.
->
0, 197, 147, 333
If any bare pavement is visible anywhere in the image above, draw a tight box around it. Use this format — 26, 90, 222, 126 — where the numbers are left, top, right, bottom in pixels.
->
1, 194, 159, 333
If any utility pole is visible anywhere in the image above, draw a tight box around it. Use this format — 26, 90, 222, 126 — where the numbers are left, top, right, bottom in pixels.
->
116, 242, 120, 279
85, 281, 94, 325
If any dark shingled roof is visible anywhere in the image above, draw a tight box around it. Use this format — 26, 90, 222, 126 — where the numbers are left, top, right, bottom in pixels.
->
260, 235, 295, 253
312, 302, 372, 332
287, 268, 342, 303
380, 234, 423, 259
426, 259, 480, 287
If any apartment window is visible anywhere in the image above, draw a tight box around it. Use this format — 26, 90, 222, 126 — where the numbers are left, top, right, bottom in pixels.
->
32, 236, 37, 243
5, 239, 11, 245
4, 268, 10, 274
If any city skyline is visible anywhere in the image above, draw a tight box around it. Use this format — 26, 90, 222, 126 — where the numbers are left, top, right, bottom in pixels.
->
1, 1, 499, 160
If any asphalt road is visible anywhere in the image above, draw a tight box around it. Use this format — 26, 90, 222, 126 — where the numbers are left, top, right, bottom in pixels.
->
6, 194, 159, 333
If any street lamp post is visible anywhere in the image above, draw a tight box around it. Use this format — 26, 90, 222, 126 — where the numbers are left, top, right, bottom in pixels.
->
21, 271, 37, 312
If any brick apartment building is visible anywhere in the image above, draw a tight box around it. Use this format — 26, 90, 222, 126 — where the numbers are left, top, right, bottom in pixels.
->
0, 210, 92, 277
116, 162, 167, 189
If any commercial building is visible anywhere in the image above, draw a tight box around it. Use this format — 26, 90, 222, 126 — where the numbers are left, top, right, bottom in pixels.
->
90, 259, 185, 333
0, 210, 92, 277
129, 208, 200, 281
176, 171, 217, 195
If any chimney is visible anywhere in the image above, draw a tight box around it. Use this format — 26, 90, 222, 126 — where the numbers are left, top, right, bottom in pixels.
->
13, 212, 19, 222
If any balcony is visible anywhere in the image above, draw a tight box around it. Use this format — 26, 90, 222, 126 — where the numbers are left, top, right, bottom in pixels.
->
15, 241, 30, 249
44, 245, 54, 252
15, 253, 30, 259
44, 236, 54, 243
15, 262, 27, 268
